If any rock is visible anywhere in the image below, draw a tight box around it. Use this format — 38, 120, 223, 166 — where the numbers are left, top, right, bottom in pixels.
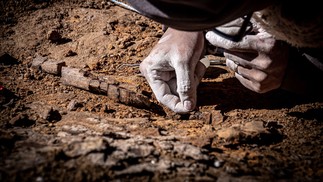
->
64, 50, 77, 57
40, 106, 53, 120
211, 110, 224, 126
67, 99, 82, 111
63, 137, 107, 158
216, 125, 241, 143
216, 120, 283, 145
0, 85, 17, 106
0, 129, 18, 149
9, 113, 34, 127
31, 55, 48, 70
47, 30, 62, 43
0, 53, 18, 65
174, 143, 209, 161
27, 102, 61, 122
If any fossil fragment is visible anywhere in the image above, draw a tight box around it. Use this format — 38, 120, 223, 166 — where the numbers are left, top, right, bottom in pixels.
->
61, 67, 91, 90
41, 59, 66, 75
32, 57, 151, 109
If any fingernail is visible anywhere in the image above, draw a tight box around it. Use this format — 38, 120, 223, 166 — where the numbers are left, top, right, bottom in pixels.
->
200, 57, 210, 68
184, 100, 194, 111
205, 32, 210, 39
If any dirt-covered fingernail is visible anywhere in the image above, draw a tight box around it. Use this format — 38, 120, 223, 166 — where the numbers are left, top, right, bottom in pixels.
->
184, 100, 194, 111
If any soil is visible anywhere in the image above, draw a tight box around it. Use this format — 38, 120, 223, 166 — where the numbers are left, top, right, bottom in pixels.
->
0, 0, 322, 181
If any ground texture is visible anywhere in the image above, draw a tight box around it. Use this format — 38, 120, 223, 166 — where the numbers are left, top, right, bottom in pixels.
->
0, 1, 322, 181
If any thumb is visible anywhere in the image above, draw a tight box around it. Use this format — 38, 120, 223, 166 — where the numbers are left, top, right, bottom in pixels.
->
205, 31, 226, 47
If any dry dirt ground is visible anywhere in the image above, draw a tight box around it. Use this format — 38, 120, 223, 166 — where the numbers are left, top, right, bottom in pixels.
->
0, 0, 323, 181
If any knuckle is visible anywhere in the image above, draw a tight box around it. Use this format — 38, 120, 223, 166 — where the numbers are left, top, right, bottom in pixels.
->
251, 81, 280, 94
139, 62, 146, 72
253, 72, 268, 82
254, 87, 267, 93
139, 58, 156, 73
148, 70, 159, 79
251, 83, 266, 93
177, 80, 191, 93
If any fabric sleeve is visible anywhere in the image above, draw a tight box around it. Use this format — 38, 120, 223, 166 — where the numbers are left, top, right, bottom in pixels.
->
125, 0, 271, 31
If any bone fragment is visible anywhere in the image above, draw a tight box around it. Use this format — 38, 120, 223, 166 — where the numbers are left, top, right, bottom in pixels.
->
35, 58, 152, 109
41, 59, 66, 75
60, 67, 91, 90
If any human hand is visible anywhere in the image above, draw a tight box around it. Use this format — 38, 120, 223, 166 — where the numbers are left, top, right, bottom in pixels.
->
140, 28, 207, 113
205, 22, 290, 93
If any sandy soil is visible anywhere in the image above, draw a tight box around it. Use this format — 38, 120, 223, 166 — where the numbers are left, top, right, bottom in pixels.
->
1, 0, 322, 181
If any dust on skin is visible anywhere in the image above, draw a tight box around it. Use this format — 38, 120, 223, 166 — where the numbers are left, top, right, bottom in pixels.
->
0, 0, 322, 181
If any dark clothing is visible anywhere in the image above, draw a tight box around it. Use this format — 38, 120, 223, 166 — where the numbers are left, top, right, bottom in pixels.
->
281, 48, 323, 97
126, 0, 270, 31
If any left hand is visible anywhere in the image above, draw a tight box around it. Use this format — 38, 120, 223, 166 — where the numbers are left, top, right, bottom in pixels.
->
206, 26, 290, 93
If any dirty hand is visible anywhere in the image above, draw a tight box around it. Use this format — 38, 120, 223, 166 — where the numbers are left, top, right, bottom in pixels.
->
205, 20, 289, 93
140, 28, 207, 113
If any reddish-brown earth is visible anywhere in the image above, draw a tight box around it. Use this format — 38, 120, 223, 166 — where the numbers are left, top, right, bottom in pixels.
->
1, 0, 322, 181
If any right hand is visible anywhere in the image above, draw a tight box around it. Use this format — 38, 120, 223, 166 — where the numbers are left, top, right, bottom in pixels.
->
206, 18, 290, 93
140, 28, 207, 113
